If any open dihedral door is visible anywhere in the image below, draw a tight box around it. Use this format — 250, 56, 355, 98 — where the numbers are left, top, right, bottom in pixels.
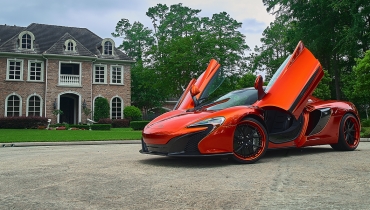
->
254, 41, 324, 120
174, 59, 221, 111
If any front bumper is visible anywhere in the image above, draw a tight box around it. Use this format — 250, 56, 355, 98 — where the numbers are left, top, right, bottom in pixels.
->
140, 125, 232, 157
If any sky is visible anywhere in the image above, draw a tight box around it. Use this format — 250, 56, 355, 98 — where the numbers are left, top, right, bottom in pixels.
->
0, 0, 275, 50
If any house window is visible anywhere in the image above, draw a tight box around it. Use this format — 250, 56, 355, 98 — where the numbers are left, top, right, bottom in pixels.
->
111, 97, 122, 119
94, 65, 107, 84
6, 95, 21, 117
18, 31, 35, 50
67, 42, 73, 51
101, 38, 115, 55
22, 34, 32, 49
64, 39, 76, 52
6, 59, 23, 81
111, 65, 123, 85
28, 95, 42, 117
28, 61, 44, 81
104, 41, 113, 55
59, 62, 81, 86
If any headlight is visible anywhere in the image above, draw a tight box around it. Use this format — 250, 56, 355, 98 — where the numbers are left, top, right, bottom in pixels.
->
188, 117, 225, 127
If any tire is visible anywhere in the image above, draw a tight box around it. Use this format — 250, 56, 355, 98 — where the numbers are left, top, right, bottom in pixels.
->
232, 118, 268, 164
330, 113, 360, 151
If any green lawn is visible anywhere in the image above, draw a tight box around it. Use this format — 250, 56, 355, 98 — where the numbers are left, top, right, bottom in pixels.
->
0, 128, 142, 143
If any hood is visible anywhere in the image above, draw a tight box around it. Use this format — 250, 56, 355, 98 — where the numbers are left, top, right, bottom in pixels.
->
145, 110, 215, 132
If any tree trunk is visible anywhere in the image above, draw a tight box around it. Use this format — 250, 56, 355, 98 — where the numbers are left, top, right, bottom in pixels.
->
333, 55, 341, 100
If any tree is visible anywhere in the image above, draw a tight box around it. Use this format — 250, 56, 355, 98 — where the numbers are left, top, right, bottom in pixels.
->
146, 4, 250, 98
347, 50, 370, 119
236, 73, 257, 89
112, 19, 154, 61
312, 69, 331, 100
114, 3, 252, 108
249, 15, 296, 80
94, 97, 110, 122
261, 0, 370, 100
130, 61, 167, 111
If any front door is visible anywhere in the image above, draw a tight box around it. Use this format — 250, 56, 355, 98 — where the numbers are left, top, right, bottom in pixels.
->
59, 94, 78, 124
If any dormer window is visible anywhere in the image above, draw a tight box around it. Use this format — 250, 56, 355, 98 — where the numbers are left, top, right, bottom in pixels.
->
101, 38, 115, 55
22, 34, 31, 49
18, 31, 35, 50
64, 39, 76, 52
104, 41, 113, 55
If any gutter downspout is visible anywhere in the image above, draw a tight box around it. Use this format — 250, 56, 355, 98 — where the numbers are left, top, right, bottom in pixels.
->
42, 54, 48, 118
91, 55, 98, 120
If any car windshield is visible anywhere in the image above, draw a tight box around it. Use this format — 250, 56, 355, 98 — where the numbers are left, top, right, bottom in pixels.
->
265, 55, 291, 93
206, 88, 258, 111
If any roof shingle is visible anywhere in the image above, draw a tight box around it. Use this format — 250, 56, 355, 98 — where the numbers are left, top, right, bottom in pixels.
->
0, 23, 132, 61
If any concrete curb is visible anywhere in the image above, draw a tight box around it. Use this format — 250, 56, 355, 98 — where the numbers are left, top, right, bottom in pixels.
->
1, 140, 141, 147
1, 139, 369, 148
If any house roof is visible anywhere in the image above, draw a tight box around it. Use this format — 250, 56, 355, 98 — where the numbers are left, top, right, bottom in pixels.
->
0, 23, 132, 61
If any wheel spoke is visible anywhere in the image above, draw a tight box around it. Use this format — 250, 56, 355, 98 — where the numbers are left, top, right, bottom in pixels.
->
235, 144, 245, 153
233, 122, 264, 158
344, 118, 358, 145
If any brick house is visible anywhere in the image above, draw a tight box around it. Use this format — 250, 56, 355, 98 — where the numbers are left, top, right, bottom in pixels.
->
0, 23, 134, 124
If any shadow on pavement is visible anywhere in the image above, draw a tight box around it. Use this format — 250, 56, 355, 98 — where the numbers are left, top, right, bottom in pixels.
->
139, 146, 340, 167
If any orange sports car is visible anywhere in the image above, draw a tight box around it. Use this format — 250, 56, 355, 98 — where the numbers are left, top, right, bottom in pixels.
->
140, 41, 361, 164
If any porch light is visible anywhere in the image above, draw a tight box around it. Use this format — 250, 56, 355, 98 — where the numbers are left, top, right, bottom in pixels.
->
82, 99, 87, 109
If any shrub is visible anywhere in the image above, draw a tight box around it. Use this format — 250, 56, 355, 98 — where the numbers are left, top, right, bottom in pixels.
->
361, 119, 370, 127
68, 124, 90, 130
98, 118, 113, 124
0, 116, 48, 129
124, 106, 142, 121
94, 97, 110, 122
130, 121, 150, 130
50, 123, 69, 129
112, 119, 130, 128
361, 127, 370, 138
91, 124, 111, 130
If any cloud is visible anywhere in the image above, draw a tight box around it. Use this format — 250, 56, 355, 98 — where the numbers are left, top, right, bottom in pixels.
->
0, 0, 275, 48
241, 19, 267, 34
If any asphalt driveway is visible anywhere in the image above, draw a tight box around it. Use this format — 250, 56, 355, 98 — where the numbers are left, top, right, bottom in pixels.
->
1, 143, 370, 209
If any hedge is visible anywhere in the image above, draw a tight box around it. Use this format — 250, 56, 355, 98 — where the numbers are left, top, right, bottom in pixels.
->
91, 124, 111, 130
69, 124, 90, 130
130, 121, 150, 130
98, 118, 113, 124
361, 119, 370, 127
112, 119, 130, 128
0, 116, 48, 129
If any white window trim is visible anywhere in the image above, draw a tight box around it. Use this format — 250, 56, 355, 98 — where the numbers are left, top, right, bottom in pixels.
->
5, 93, 22, 117
64, 39, 77, 52
58, 61, 82, 87
6, 58, 24, 81
26, 93, 43, 117
110, 65, 124, 85
101, 38, 115, 55
27, 60, 44, 82
110, 96, 124, 119
18, 31, 35, 50
93, 64, 107, 84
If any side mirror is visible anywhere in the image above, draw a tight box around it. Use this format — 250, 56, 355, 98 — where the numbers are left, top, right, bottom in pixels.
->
190, 85, 200, 97
254, 75, 266, 100
190, 85, 200, 107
